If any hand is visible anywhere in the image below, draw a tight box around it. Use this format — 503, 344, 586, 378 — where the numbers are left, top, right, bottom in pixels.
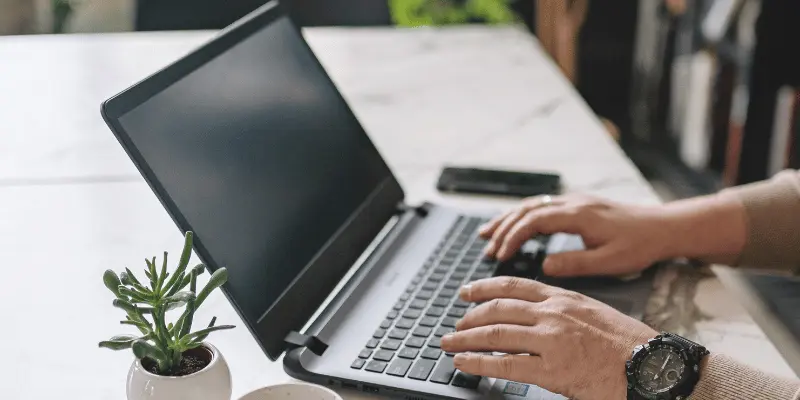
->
479, 194, 673, 277
440, 276, 657, 400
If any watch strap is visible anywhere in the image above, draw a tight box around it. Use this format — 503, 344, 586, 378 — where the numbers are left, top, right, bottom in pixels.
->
661, 332, 710, 361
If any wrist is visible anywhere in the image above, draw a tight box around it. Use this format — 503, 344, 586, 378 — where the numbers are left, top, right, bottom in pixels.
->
657, 193, 747, 263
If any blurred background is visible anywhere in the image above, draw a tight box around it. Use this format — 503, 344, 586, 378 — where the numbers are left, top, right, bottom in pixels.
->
2, 0, 799, 200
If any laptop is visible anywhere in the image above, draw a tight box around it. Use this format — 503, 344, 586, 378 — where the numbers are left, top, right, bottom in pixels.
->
101, 2, 654, 399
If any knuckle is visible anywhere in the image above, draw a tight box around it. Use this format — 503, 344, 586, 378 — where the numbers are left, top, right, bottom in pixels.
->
500, 276, 523, 293
487, 325, 504, 347
488, 298, 506, 314
499, 355, 515, 376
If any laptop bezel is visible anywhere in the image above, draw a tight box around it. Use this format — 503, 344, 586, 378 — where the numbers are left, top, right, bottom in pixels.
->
100, 0, 405, 360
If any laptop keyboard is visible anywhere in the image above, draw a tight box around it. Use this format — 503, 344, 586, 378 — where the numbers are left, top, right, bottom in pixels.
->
351, 215, 495, 388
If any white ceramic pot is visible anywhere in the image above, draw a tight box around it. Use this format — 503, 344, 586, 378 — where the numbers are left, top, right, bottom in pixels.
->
238, 383, 343, 400
126, 343, 232, 400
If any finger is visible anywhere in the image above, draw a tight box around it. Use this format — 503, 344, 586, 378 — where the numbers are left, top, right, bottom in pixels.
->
461, 276, 556, 303
453, 353, 543, 384
456, 299, 538, 331
485, 209, 527, 257
542, 247, 619, 277
440, 324, 542, 355
496, 207, 586, 260
478, 211, 511, 238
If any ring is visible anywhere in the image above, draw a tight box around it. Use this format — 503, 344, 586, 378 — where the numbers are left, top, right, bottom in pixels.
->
540, 195, 553, 207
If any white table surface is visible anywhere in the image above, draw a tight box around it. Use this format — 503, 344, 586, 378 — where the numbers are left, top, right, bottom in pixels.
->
0, 26, 793, 400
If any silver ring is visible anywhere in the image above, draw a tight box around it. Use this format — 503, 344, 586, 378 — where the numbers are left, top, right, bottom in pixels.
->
540, 195, 553, 206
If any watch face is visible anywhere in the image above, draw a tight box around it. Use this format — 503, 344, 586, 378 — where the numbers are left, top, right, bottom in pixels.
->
636, 347, 685, 394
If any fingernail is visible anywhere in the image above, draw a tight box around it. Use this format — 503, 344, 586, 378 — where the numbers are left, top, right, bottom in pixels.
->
459, 284, 472, 301
478, 223, 489, 232
484, 242, 495, 254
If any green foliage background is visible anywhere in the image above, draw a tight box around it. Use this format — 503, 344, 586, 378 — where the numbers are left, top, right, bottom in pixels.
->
389, 0, 520, 26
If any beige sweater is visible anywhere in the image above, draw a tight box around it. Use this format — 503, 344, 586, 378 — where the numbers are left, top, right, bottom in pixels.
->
690, 170, 800, 399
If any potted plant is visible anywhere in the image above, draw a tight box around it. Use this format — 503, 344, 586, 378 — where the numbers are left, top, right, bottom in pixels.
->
99, 231, 235, 400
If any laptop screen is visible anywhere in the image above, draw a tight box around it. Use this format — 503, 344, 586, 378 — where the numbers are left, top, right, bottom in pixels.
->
115, 14, 395, 328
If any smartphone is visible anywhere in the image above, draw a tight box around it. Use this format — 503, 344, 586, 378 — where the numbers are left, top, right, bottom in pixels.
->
436, 166, 561, 198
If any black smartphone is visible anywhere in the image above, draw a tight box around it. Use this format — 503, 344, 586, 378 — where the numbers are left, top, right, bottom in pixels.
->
436, 166, 561, 198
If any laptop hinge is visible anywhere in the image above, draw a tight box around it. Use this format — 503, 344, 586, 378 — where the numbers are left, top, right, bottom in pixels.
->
395, 201, 430, 218
284, 331, 328, 356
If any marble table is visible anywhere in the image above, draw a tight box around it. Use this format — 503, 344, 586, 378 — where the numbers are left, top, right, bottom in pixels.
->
0, 26, 794, 400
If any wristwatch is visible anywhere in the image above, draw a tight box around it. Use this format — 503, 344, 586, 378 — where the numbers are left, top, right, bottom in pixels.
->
626, 332, 710, 400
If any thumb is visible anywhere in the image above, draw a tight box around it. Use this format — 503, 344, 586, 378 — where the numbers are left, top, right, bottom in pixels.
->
542, 248, 617, 277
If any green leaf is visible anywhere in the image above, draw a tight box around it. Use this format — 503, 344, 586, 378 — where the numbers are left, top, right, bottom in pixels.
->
193, 316, 217, 342
164, 273, 187, 297
164, 291, 195, 311
191, 263, 206, 276
99, 334, 138, 350
146, 257, 157, 290
121, 320, 151, 333
195, 268, 228, 307
125, 267, 143, 286
156, 251, 168, 294
131, 339, 167, 362
121, 272, 151, 294
118, 286, 149, 303
162, 231, 194, 292
103, 270, 122, 297
177, 297, 195, 338
186, 325, 235, 340
112, 298, 137, 314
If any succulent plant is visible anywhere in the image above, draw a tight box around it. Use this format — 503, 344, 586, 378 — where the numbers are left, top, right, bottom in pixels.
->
99, 231, 234, 375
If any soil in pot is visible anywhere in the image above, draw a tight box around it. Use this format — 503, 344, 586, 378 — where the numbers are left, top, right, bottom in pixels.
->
142, 346, 213, 377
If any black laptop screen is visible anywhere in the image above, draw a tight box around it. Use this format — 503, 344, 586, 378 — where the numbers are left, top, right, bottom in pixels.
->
116, 15, 394, 322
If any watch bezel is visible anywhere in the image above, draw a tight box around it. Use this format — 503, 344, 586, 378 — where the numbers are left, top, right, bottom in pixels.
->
626, 334, 704, 400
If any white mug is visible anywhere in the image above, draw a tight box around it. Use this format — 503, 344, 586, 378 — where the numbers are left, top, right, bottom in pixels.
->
238, 383, 343, 400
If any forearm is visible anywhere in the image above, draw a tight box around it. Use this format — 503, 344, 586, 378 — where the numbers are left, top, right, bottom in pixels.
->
657, 192, 747, 266
690, 353, 800, 400
658, 170, 800, 271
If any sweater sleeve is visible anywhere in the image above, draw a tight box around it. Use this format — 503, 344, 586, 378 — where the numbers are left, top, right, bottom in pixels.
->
690, 353, 800, 400
719, 169, 800, 271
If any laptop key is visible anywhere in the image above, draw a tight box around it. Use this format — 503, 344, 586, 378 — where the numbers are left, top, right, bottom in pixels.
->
351, 358, 366, 370
387, 310, 399, 320
399, 347, 420, 359
406, 337, 426, 348
419, 316, 438, 327
455, 263, 472, 272
386, 358, 413, 377
407, 359, 436, 381
409, 299, 427, 309
396, 318, 415, 329
439, 288, 457, 298
435, 327, 455, 337
373, 349, 394, 362
452, 371, 482, 388
400, 292, 410, 302
366, 338, 380, 348
389, 329, 409, 340
416, 290, 434, 300
432, 297, 450, 307
406, 283, 418, 293
365, 360, 388, 373
421, 347, 442, 360
393, 301, 405, 310
381, 339, 402, 351
434, 266, 450, 274
422, 281, 438, 291
413, 326, 433, 337
403, 309, 422, 319
430, 355, 456, 384
444, 279, 462, 289
374, 328, 387, 339
359, 349, 373, 359
412, 276, 422, 285
440, 317, 459, 328
447, 308, 466, 318
426, 306, 445, 317
451, 271, 467, 280
428, 337, 441, 348
380, 319, 392, 329
453, 299, 471, 308
429, 273, 446, 282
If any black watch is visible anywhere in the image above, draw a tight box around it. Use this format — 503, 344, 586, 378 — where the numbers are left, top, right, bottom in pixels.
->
626, 332, 709, 400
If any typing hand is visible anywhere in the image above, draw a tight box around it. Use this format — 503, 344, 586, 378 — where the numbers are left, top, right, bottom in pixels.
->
479, 194, 672, 277
440, 277, 657, 400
